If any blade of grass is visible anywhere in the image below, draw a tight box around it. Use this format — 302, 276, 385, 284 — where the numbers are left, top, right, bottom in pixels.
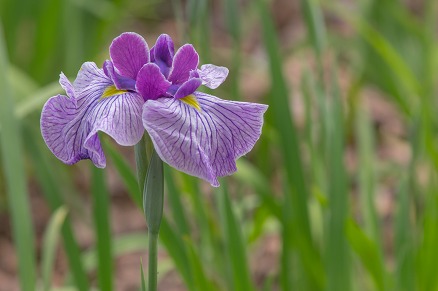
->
42, 206, 69, 291
300, 0, 327, 60
394, 176, 415, 291
224, 0, 242, 100
215, 180, 254, 291
23, 123, 89, 291
325, 65, 351, 291
160, 218, 196, 290
346, 219, 385, 291
164, 166, 190, 236
356, 104, 381, 244
103, 139, 142, 208
30, 0, 62, 82
0, 22, 36, 291
91, 166, 113, 291
256, 0, 321, 289
140, 260, 146, 291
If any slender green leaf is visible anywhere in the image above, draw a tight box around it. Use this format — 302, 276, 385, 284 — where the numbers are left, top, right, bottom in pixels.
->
0, 22, 36, 291
164, 166, 190, 235
325, 66, 350, 291
104, 139, 142, 208
42, 206, 69, 291
91, 166, 113, 291
346, 220, 385, 291
140, 259, 146, 291
216, 181, 254, 291
23, 124, 89, 291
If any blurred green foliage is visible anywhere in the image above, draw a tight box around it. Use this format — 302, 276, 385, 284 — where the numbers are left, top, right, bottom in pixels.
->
1, 0, 438, 290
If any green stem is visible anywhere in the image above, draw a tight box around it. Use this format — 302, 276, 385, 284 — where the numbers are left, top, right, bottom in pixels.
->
134, 135, 164, 291
148, 232, 159, 291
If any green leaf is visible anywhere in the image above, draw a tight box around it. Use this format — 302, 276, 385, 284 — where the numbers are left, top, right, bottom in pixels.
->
104, 139, 142, 208
0, 22, 36, 291
346, 219, 386, 291
91, 166, 113, 291
216, 181, 254, 291
23, 124, 89, 291
140, 259, 146, 291
42, 206, 69, 291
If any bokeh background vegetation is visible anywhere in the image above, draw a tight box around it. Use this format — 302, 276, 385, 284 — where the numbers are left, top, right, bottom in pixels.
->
0, 0, 437, 290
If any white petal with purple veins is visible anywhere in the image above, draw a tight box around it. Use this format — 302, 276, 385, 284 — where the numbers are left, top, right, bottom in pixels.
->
41, 62, 145, 168
198, 64, 229, 89
59, 72, 75, 99
142, 92, 268, 186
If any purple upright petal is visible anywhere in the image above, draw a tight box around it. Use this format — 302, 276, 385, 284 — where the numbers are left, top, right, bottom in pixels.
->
136, 63, 171, 101
142, 92, 268, 187
173, 78, 202, 99
110, 32, 149, 80
151, 34, 174, 78
168, 44, 199, 84
103, 60, 136, 91
41, 61, 145, 168
198, 64, 229, 89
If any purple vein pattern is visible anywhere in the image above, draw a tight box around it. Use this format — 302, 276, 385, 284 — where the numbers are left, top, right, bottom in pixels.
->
41, 32, 268, 186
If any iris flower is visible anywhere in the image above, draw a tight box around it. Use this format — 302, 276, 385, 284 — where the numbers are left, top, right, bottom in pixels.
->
41, 32, 268, 186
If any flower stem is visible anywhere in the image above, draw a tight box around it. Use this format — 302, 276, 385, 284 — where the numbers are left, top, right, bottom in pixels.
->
148, 231, 159, 291
134, 135, 164, 291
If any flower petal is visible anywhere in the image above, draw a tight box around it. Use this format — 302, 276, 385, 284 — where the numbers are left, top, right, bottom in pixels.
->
103, 60, 136, 91
59, 72, 75, 98
173, 78, 202, 99
41, 62, 145, 168
73, 62, 110, 106
151, 34, 174, 78
168, 44, 199, 84
142, 92, 268, 186
84, 91, 145, 148
136, 63, 171, 101
198, 64, 229, 89
41, 94, 106, 167
109, 32, 149, 80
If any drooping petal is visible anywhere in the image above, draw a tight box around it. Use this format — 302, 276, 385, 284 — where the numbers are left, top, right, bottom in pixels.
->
142, 92, 268, 186
150, 34, 174, 78
109, 32, 149, 80
173, 78, 202, 99
41, 62, 145, 168
168, 44, 199, 84
136, 63, 171, 101
41, 94, 106, 167
198, 64, 229, 89
103, 60, 136, 91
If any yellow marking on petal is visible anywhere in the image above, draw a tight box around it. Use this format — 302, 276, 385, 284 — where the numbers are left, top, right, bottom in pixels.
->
180, 94, 201, 111
101, 85, 128, 99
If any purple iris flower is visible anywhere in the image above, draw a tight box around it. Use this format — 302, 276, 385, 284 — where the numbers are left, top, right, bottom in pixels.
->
41, 32, 268, 187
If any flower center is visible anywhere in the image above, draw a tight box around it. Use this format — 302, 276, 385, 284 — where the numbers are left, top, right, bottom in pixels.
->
101, 85, 128, 99
180, 95, 201, 111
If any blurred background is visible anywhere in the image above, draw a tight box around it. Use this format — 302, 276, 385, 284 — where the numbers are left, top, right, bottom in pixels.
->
0, 0, 436, 290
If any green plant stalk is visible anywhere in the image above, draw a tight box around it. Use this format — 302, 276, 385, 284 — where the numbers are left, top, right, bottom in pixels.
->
0, 22, 37, 291
135, 136, 164, 291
